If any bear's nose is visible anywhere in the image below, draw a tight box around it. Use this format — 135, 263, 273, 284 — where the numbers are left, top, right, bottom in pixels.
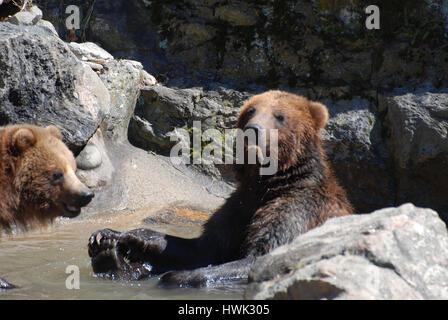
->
244, 124, 263, 145
244, 124, 262, 134
79, 189, 95, 206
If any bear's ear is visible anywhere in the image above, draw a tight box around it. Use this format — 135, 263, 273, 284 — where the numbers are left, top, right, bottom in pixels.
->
308, 101, 329, 130
46, 125, 62, 140
12, 128, 37, 153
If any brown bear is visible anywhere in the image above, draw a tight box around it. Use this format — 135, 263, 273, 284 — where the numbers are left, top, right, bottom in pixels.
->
0, 124, 94, 289
87, 90, 353, 287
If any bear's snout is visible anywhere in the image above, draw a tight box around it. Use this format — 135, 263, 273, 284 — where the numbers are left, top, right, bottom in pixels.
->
61, 170, 95, 217
244, 124, 263, 146
244, 124, 262, 135
76, 189, 95, 207
62, 188, 94, 218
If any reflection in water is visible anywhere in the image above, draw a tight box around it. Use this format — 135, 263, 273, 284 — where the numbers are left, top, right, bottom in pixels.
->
0, 211, 244, 300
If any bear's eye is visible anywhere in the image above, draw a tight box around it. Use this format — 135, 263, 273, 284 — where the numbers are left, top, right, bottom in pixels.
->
275, 113, 285, 122
246, 107, 256, 116
52, 171, 64, 183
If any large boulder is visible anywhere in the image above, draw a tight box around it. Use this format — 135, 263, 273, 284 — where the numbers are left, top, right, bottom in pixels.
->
7, 5, 42, 26
379, 91, 448, 221
129, 84, 250, 153
76, 57, 146, 194
246, 203, 448, 300
322, 97, 394, 212
98, 59, 144, 142
0, 23, 110, 153
128, 84, 251, 196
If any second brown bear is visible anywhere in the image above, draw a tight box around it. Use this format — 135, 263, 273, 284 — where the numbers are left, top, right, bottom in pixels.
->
88, 90, 353, 287
0, 124, 95, 289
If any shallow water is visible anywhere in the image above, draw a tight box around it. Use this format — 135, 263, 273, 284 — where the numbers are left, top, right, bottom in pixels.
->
0, 211, 244, 300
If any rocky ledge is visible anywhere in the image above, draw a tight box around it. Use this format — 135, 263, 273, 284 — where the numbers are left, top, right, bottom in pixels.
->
246, 203, 448, 300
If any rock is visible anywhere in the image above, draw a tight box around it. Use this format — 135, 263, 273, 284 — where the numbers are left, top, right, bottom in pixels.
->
35, 19, 58, 36
221, 36, 271, 83
128, 84, 250, 154
178, 23, 217, 48
319, 50, 372, 86
98, 59, 142, 143
128, 83, 250, 197
39, 1, 448, 89
246, 203, 448, 300
140, 69, 157, 87
76, 129, 114, 189
88, 16, 132, 52
322, 97, 394, 213
8, 5, 42, 26
75, 58, 143, 191
379, 91, 448, 222
380, 91, 448, 170
83, 61, 104, 71
68, 41, 114, 64
0, 23, 110, 153
129, 84, 201, 152
215, 3, 259, 26
76, 57, 142, 193
76, 145, 102, 170
79, 139, 225, 215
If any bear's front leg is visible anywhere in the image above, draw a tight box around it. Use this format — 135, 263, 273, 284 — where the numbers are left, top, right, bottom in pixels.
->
88, 228, 167, 280
159, 257, 254, 288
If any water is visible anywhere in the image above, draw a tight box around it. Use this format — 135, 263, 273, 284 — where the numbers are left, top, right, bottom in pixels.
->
0, 210, 244, 300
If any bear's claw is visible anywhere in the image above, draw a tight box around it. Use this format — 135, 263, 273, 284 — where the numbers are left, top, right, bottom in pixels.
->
88, 228, 153, 280
88, 228, 121, 259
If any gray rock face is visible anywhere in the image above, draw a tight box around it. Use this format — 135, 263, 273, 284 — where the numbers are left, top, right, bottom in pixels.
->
322, 97, 394, 212
129, 84, 250, 153
68, 41, 114, 64
75, 57, 144, 193
39, 0, 448, 89
76, 128, 114, 189
246, 203, 448, 300
7, 5, 42, 26
35, 19, 58, 36
99, 59, 143, 143
0, 23, 110, 153
381, 92, 448, 169
127, 84, 251, 193
76, 144, 102, 170
380, 91, 448, 221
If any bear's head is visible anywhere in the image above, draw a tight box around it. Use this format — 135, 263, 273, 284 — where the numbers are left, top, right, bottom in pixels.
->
8, 125, 94, 225
237, 90, 328, 173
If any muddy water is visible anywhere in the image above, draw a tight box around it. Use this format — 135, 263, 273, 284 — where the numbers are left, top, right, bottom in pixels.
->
0, 210, 244, 300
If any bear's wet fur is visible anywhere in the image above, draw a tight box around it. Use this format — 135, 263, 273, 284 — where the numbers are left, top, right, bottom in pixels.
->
88, 90, 353, 287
